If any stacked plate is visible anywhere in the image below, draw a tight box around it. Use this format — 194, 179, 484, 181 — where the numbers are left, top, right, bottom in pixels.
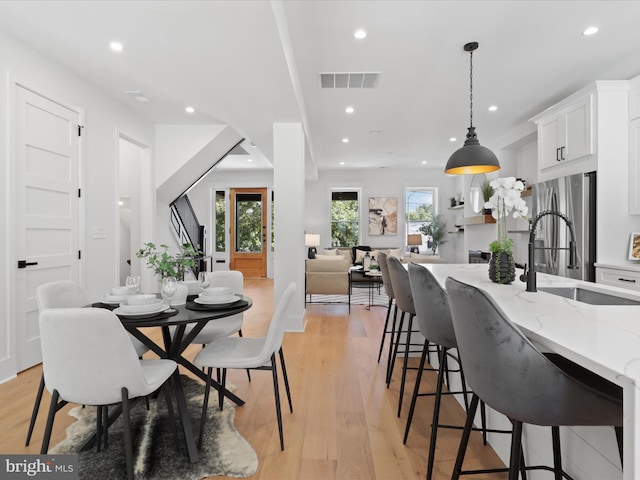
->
103, 286, 131, 304
116, 296, 166, 316
195, 286, 239, 305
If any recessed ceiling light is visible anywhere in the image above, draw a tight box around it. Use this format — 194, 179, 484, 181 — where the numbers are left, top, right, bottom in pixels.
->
249, 141, 257, 147
488, 105, 498, 112
185, 106, 195, 113
247, 158, 253, 162
354, 29, 367, 40
583, 26, 599, 36
342, 138, 349, 143
110, 41, 124, 52
421, 161, 427, 165
345, 106, 354, 114
449, 137, 457, 142
339, 161, 345, 165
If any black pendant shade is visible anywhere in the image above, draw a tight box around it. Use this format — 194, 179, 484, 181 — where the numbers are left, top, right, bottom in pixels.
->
444, 42, 500, 175
444, 127, 500, 174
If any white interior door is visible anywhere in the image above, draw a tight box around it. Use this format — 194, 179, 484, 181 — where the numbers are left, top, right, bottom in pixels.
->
15, 85, 81, 371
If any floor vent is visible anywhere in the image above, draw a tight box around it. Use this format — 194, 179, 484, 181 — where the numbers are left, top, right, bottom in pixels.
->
320, 72, 380, 89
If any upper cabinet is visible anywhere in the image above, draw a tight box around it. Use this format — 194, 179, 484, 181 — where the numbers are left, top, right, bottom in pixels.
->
531, 81, 629, 182
628, 76, 640, 214
537, 94, 593, 170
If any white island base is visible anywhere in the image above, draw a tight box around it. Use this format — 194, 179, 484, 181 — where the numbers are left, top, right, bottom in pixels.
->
420, 264, 634, 480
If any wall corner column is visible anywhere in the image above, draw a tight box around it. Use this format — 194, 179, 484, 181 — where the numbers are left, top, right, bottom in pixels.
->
273, 123, 306, 331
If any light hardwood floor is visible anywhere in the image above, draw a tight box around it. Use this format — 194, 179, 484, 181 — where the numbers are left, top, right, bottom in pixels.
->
0, 278, 507, 479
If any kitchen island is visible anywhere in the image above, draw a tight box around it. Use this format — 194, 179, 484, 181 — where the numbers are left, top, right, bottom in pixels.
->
421, 263, 640, 480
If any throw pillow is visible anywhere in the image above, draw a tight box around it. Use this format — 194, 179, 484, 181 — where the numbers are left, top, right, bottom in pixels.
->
322, 249, 338, 256
314, 254, 347, 261
351, 245, 372, 265
388, 248, 403, 260
354, 248, 370, 265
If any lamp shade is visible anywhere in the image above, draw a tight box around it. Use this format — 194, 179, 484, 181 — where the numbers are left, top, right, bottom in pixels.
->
305, 234, 320, 247
444, 127, 500, 175
407, 234, 422, 246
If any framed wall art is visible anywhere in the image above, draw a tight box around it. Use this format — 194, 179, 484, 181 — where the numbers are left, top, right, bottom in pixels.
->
368, 196, 398, 236
629, 233, 640, 260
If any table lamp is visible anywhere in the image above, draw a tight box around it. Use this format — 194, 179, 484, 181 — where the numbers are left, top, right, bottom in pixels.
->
305, 233, 320, 259
407, 234, 422, 254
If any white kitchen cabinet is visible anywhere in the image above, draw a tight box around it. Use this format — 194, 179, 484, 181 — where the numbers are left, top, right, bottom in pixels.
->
534, 93, 593, 171
595, 264, 640, 292
629, 76, 640, 120
629, 117, 640, 214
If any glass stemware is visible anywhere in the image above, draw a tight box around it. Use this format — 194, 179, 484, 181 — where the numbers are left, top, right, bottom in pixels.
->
198, 271, 210, 291
125, 275, 140, 295
161, 276, 178, 312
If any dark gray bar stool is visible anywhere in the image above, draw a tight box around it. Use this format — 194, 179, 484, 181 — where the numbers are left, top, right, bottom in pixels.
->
407, 263, 512, 480
376, 252, 398, 369
386, 255, 434, 417
446, 277, 623, 480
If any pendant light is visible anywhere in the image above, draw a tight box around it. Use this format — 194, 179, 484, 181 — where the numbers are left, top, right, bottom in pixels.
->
444, 42, 500, 175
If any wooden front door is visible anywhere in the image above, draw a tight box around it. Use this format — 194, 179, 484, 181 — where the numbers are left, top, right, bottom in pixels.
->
230, 188, 267, 278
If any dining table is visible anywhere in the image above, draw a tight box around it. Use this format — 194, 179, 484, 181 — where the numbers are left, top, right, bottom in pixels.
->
92, 294, 253, 463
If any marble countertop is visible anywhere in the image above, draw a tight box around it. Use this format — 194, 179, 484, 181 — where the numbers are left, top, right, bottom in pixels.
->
422, 263, 640, 387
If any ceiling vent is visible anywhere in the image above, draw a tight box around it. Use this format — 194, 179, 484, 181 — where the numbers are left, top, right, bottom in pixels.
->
124, 90, 151, 102
320, 72, 380, 89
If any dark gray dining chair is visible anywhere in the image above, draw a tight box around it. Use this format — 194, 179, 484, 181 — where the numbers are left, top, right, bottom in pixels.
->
446, 277, 623, 480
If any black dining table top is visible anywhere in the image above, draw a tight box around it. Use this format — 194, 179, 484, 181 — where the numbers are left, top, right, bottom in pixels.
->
92, 294, 252, 326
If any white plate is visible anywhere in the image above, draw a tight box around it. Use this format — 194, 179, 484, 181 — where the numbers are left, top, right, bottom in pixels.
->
201, 286, 233, 297
125, 294, 159, 306
105, 293, 128, 302
113, 303, 168, 317
194, 295, 241, 305
197, 293, 235, 304
119, 298, 165, 313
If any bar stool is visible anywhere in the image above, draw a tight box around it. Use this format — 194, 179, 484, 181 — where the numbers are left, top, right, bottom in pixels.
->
375, 252, 398, 368
446, 277, 623, 480
386, 255, 433, 417
407, 263, 509, 480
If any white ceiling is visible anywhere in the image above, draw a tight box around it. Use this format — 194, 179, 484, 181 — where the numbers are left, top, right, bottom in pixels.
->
1, 0, 640, 174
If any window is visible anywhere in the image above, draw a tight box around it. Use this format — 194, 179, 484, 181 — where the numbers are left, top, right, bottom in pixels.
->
214, 190, 226, 252
331, 190, 360, 247
405, 188, 437, 251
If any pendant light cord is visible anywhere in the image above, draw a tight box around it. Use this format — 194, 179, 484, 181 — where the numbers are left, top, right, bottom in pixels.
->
469, 49, 474, 129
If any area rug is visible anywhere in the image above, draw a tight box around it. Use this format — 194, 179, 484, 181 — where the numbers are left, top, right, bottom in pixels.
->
50, 375, 258, 480
307, 288, 389, 308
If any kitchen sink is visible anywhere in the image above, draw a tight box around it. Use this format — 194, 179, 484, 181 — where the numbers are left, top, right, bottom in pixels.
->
538, 287, 640, 306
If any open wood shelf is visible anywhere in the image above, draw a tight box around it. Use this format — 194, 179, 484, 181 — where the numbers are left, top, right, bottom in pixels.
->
457, 215, 496, 226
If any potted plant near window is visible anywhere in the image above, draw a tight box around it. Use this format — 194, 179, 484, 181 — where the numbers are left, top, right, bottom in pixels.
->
419, 214, 448, 254
136, 242, 202, 304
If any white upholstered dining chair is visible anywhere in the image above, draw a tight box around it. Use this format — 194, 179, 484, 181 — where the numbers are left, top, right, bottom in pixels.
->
25, 280, 149, 446
193, 282, 297, 451
39, 307, 177, 480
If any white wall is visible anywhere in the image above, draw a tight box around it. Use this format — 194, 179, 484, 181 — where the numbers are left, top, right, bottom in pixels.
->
305, 167, 461, 261
0, 30, 154, 381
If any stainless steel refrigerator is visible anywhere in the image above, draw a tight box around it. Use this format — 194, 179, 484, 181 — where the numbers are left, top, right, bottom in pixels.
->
531, 171, 596, 282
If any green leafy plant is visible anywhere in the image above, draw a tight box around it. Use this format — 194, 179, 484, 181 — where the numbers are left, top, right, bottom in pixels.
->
481, 180, 494, 203
489, 238, 513, 254
419, 214, 448, 254
136, 242, 202, 280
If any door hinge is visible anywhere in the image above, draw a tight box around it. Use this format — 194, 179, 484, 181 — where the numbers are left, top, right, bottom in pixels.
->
78, 250, 81, 260
77, 125, 84, 137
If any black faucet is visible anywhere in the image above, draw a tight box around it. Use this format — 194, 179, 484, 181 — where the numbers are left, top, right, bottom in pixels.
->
526, 210, 578, 292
